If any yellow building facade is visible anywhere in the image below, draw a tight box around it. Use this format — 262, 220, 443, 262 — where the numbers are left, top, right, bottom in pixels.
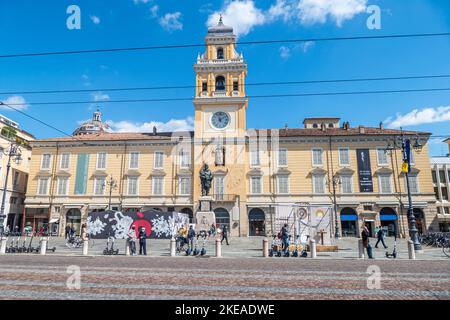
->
25, 20, 438, 238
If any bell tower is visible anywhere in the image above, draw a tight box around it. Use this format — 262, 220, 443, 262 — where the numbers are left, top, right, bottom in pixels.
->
193, 16, 248, 139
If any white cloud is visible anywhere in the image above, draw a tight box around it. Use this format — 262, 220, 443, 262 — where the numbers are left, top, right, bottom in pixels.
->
150, 5, 159, 18
159, 12, 183, 32
385, 106, 450, 128
106, 117, 194, 133
300, 40, 315, 52
0, 95, 29, 111
133, 0, 151, 4
90, 15, 101, 24
279, 46, 291, 59
207, 0, 266, 37
91, 92, 110, 102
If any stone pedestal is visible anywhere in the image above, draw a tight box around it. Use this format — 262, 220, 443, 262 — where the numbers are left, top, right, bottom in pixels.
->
195, 196, 215, 233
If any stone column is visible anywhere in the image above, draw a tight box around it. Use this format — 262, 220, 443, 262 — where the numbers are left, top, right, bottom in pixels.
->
262, 238, 269, 257
40, 237, 48, 255
215, 238, 222, 258
0, 237, 7, 254
310, 239, 317, 259
170, 238, 176, 257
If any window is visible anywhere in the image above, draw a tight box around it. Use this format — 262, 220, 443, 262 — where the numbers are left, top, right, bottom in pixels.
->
60, 153, 70, 170
442, 187, 448, 200
214, 176, 225, 198
180, 151, 190, 168
9, 197, 17, 204
340, 175, 353, 194
434, 187, 440, 200
233, 81, 239, 91
379, 174, 392, 194
217, 48, 224, 59
312, 175, 325, 194
41, 154, 52, 170
328, 123, 334, 128
432, 170, 438, 183
409, 149, 415, 165
129, 152, 139, 169
437, 207, 442, 214
152, 177, 164, 195
338, 148, 350, 166
128, 177, 139, 196
179, 177, 191, 195
13, 172, 19, 188
57, 177, 68, 195
251, 176, 262, 194
96, 153, 107, 169
215, 76, 226, 91
445, 207, 450, 214
278, 149, 288, 167
376, 148, 389, 166
277, 175, 289, 194
154, 151, 164, 169
202, 82, 207, 92
406, 174, 419, 194
439, 170, 446, 183
312, 148, 323, 166
251, 150, 260, 167
363, 205, 373, 211
94, 177, 106, 195
312, 123, 318, 128
37, 177, 49, 195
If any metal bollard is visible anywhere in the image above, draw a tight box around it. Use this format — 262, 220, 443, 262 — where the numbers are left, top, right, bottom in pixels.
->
358, 239, 365, 259
262, 238, 269, 258
0, 237, 7, 254
40, 237, 48, 255
310, 239, 317, 259
215, 238, 222, 258
125, 239, 130, 256
170, 238, 176, 257
408, 240, 416, 260
82, 240, 89, 256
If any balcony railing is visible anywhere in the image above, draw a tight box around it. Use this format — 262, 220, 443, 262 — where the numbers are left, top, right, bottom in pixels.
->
197, 58, 244, 64
212, 91, 227, 97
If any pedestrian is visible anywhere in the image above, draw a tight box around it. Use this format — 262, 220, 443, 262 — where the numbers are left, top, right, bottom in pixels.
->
361, 225, 374, 259
280, 224, 289, 254
208, 223, 216, 238
221, 224, 229, 245
69, 225, 75, 238
375, 226, 388, 249
188, 225, 196, 250
139, 227, 147, 255
65, 225, 71, 239
127, 225, 137, 256
4, 225, 10, 236
80, 223, 88, 242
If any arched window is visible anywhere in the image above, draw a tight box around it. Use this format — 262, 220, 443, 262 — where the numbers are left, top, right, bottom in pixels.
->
215, 76, 226, 91
312, 123, 318, 128
181, 207, 194, 223
214, 208, 230, 230
217, 48, 224, 59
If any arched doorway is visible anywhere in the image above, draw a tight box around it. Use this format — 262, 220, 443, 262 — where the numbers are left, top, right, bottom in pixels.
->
380, 207, 398, 237
214, 208, 230, 231
66, 209, 82, 235
248, 208, 265, 236
180, 208, 194, 223
413, 208, 425, 235
340, 208, 358, 237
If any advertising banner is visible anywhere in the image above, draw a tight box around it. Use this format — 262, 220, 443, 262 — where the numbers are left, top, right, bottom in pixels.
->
356, 149, 373, 192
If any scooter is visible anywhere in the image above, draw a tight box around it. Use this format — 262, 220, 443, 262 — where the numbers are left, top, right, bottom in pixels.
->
385, 236, 397, 259
103, 236, 119, 255
5, 233, 17, 253
18, 234, 28, 253
26, 233, 36, 253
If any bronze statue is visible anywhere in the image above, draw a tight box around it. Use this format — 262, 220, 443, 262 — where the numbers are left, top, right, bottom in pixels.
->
200, 163, 213, 196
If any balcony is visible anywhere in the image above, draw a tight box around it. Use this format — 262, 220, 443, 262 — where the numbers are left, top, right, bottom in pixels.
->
212, 91, 227, 97
197, 58, 244, 65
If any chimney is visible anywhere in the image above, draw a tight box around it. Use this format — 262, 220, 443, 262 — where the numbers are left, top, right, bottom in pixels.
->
379, 122, 383, 130
359, 126, 365, 134
153, 126, 157, 135
343, 122, 350, 130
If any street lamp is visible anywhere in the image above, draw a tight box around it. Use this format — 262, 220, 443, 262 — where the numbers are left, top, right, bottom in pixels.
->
104, 175, 118, 211
327, 174, 341, 239
386, 129, 423, 251
0, 143, 22, 235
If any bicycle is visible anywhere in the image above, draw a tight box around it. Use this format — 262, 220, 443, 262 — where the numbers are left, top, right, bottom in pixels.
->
66, 235, 83, 248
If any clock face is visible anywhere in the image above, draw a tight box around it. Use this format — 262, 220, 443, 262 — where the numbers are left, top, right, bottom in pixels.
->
211, 111, 230, 129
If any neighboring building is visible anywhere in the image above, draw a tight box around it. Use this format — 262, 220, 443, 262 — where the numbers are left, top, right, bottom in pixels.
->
430, 140, 450, 232
25, 19, 438, 238
0, 114, 34, 232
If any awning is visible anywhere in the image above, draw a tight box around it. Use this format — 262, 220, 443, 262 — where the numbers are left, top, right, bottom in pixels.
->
49, 219, 59, 223
380, 214, 398, 221
340, 214, 358, 221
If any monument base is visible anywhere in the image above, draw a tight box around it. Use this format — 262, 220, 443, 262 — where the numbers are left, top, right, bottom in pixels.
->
195, 211, 216, 234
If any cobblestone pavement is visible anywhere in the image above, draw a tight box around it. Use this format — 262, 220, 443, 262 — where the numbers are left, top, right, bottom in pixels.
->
6, 235, 448, 260
0, 254, 449, 300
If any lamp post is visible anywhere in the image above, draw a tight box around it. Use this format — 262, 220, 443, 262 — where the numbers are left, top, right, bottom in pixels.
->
386, 129, 422, 251
105, 176, 118, 211
328, 174, 341, 239
0, 143, 22, 235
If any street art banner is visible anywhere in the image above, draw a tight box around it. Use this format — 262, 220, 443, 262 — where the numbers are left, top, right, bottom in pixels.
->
86, 210, 189, 239
356, 149, 374, 192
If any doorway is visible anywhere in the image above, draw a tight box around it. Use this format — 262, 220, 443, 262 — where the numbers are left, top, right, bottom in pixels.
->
364, 220, 375, 237
249, 208, 266, 236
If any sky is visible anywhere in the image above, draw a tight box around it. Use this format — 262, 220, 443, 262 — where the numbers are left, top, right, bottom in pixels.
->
0, 0, 449, 156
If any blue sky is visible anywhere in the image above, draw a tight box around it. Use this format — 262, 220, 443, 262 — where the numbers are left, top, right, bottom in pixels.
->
0, 0, 449, 155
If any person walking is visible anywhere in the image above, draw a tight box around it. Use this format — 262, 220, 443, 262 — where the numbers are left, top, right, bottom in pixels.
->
65, 225, 71, 239
361, 225, 374, 259
221, 224, 229, 245
127, 225, 137, 256
80, 223, 88, 241
188, 225, 196, 250
138, 227, 147, 255
280, 224, 289, 254
375, 226, 388, 249
208, 224, 216, 239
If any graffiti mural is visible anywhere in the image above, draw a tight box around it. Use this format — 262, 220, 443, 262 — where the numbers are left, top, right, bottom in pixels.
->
87, 210, 189, 239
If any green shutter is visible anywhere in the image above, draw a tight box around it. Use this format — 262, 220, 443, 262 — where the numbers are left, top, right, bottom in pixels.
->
74, 154, 89, 194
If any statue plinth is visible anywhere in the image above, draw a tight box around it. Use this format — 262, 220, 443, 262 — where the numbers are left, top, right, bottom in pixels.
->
199, 196, 213, 212
196, 196, 215, 233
